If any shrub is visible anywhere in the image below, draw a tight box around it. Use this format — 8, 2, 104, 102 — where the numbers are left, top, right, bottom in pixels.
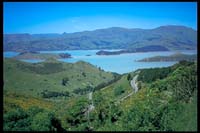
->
127, 74, 132, 81
114, 86, 125, 96
41, 90, 70, 98
62, 77, 69, 86
4, 106, 64, 131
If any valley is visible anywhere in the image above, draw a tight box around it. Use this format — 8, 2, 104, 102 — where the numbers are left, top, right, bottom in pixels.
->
3, 57, 197, 131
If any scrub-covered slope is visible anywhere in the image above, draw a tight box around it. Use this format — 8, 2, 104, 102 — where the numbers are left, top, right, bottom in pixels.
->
3, 59, 197, 131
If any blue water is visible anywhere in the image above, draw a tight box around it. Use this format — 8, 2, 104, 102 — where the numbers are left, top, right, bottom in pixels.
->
39, 49, 123, 56
3, 50, 197, 74
3, 51, 20, 58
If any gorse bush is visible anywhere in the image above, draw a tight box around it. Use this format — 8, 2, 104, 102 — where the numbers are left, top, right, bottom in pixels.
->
150, 63, 197, 102
138, 67, 173, 83
3, 106, 64, 131
114, 86, 125, 96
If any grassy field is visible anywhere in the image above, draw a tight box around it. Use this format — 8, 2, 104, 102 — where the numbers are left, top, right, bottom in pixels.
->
3, 58, 116, 98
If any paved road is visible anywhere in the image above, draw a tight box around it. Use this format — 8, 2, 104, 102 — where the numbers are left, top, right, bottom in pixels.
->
117, 74, 139, 103
85, 92, 95, 117
89, 92, 92, 100
88, 92, 95, 110
84, 92, 95, 129
130, 75, 139, 93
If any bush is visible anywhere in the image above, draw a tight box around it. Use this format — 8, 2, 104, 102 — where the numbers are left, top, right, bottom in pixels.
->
82, 72, 86, 77
65, 98, 88, 127
41, 90, 70, 98
73, 86, 93, 95
30, 112, 54, 131
4, 107, 28, 123
62, 77, 69, 86
127, 74, 132, 81
138, 67, 173, 83
4, 106, 64, 131
114, 86, 125, 96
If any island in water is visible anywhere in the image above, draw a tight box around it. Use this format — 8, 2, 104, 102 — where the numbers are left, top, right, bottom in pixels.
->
137, 53, 197, 62
14, 51, 72, 60
96, 45, 169, 55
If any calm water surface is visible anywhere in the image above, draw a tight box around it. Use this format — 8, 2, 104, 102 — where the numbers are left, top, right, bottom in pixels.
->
3, 50, 197, 74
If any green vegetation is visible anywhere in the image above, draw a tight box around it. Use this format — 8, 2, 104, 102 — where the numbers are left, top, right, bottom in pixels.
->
137, 67, 173, 83
150, 62, 197, 102
90, 61, 197, 131
41, 90, 70, 98
127, 73, 132, 81
4, 106, 64, 131
3, 58, 197, 131
114, 86, 125, 96
3, 58, 117, 97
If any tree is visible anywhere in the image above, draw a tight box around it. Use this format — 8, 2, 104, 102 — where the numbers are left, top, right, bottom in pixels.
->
82, 72, 86, 77
127, 74, 131, 81
62, 77, 69, 86
137, 81, 142, 90
114, 86, 125, 96
31, 112, 55, 131
3, 107, 30, 131
4, 106, 64, 131
64, 97, 88, 128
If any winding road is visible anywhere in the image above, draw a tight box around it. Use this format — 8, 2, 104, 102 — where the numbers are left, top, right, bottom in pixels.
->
88, 92, 95, 111
117, 74, 139, 103
84, 92, 95, 129
131, 75, 139, 93
85, 92, 95, 116
86, 73, 139, 112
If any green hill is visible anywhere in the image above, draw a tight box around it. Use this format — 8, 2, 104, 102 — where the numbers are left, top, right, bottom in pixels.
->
3, 58, 197, 131
89, 61, 197, 131
3, 58, 119, 98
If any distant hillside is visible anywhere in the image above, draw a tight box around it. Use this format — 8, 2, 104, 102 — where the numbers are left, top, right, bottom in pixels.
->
4, 25, 197, 52
138, 53, 197, 62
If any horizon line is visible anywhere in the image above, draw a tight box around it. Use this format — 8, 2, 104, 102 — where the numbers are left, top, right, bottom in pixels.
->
3, 24, 196, 35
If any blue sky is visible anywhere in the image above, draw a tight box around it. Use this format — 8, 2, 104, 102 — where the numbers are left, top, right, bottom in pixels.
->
3, 2, 197, 34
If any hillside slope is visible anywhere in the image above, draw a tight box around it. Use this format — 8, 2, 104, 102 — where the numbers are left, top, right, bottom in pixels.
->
3, 58, 119, 98
90, 61, 197, 131
4, 25, 197, 52
3, 59, 197, 131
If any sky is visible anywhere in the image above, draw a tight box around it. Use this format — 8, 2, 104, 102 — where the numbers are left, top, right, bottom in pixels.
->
3, 2, 197, 34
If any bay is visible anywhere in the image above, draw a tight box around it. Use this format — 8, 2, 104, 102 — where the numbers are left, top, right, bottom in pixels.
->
3, 50, 197, 74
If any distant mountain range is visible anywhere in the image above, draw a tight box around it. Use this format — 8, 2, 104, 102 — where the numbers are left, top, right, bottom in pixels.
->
3, 25, 197, 52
